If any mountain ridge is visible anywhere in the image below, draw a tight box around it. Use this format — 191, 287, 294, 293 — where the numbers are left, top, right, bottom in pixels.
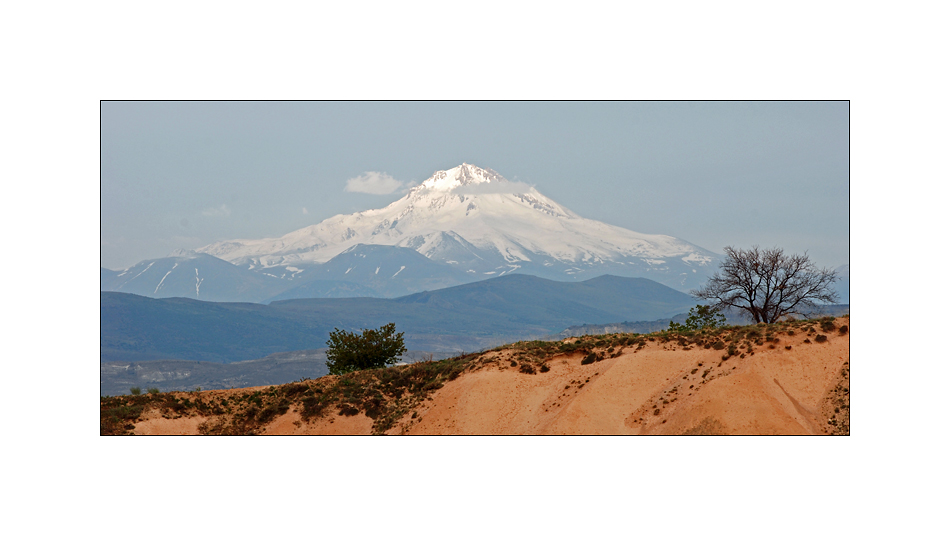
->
101, 273, 699, 361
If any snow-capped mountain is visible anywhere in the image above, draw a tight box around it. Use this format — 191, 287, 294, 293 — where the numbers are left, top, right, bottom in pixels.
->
198, 163, 719, 290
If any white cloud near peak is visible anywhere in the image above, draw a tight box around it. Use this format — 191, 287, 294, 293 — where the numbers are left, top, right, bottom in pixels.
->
345, 171, 405, 195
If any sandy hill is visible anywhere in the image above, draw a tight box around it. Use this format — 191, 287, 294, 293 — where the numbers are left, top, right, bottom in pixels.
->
101, 316, 849, 435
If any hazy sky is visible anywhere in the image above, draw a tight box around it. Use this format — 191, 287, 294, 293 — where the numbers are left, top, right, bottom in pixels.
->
101, 101, 849, 270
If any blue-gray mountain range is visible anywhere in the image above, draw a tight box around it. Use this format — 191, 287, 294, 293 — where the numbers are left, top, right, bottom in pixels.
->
101, 274, 700, 362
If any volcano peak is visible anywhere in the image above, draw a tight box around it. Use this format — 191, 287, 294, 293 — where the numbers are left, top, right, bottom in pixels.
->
416, 163, 506, 192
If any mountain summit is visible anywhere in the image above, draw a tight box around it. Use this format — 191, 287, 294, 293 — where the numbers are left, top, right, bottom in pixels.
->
416, 162, 505, 191
198, 163, 718, 290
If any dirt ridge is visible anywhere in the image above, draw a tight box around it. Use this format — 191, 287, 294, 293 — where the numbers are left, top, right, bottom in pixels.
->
101, 316, 850, 435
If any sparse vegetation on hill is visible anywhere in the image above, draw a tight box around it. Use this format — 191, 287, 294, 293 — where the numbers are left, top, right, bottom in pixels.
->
822, 360, 850, 435
101, 315, 849, 435
292, 353, 481, 433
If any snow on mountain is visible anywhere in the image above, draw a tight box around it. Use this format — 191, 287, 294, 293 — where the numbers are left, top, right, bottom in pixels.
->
197, 163, 720, 290
101, 251, 293, 302
262, 244, 480, 301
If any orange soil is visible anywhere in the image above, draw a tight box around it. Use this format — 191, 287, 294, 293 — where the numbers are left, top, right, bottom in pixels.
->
131, 320, 849, 435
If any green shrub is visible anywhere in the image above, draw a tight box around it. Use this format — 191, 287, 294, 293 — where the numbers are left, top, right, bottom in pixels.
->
669, 305, 727, 333
146, 387, 159, 394
129, 387, 142, 396
326, 323, 407, 375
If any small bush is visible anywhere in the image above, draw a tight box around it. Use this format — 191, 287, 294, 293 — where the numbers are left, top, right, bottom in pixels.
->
258, 405, 280, 423
326, 323, 407, 375
712, 341, 725, 350
815, 334, 828, 343
129, 387, 142, 395
282, 383, 309, 397
106, 404, 144, 421
669, 305, 727, 332
300, 396, 330, 419
581, 353, 597, 365
839, 325, 849, 335
146, 387, 159, 394
338, 405, 360, 417
539, 364, 550, 373
519, 363, 537, 374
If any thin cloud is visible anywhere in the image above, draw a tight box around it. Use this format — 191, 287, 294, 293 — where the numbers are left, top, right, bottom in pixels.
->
201, 204, 231, 217
454, 181, 537, 195
345, 171, 405, 195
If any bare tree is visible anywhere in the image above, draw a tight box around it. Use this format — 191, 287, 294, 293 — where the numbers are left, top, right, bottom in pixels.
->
691, 246, 840, 324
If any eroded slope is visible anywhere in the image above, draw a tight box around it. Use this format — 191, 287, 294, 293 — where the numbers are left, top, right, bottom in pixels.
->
101, 317, 850, 435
